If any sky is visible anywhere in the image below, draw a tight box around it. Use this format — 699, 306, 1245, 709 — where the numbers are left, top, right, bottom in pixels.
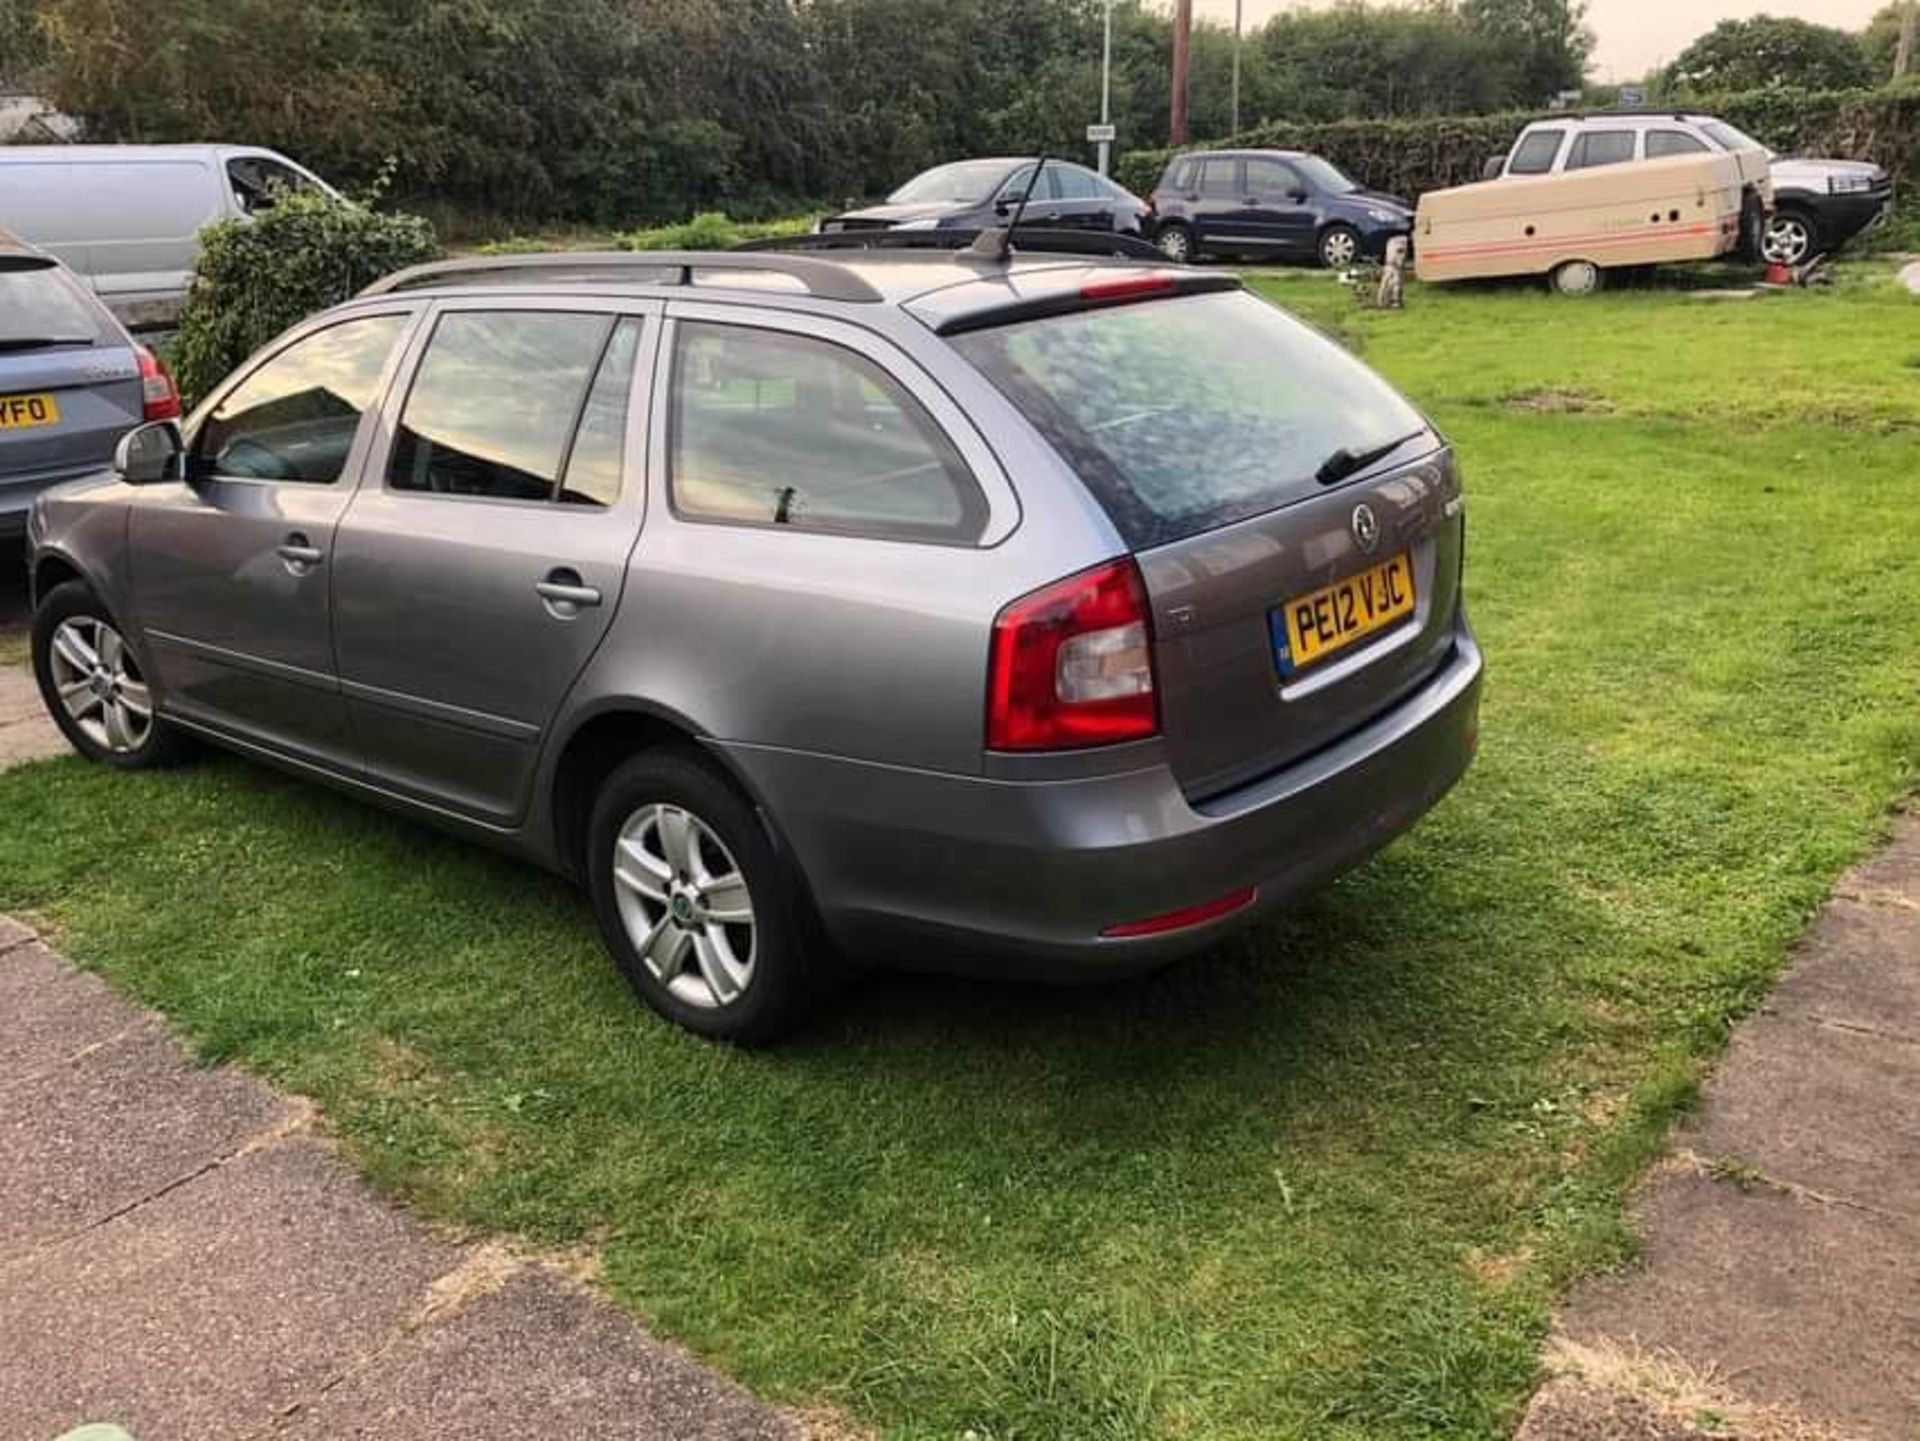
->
1194, 0, 1889, 80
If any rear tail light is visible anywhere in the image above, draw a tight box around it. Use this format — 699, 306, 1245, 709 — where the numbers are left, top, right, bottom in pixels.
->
136, 346, 181, 422
987, 558, 1158, 751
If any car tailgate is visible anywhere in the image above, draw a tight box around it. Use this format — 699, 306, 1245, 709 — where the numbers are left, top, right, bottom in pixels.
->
1138, 449, 1464, 801
0, 345, 144, 487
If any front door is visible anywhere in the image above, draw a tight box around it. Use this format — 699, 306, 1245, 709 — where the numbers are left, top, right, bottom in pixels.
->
331, 302, 656, 824
128, 309, 415, 769
1241, 156, 1319, 255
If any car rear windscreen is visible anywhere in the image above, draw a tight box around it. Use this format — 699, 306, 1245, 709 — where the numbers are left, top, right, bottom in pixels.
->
0, 261, 109, 348
950, 289, 1428, 549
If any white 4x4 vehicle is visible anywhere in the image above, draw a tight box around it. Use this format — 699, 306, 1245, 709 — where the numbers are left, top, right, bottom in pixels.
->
1489, 113, 1893, 266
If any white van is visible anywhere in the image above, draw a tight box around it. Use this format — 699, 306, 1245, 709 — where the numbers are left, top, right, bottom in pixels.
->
0, 145, 339, 324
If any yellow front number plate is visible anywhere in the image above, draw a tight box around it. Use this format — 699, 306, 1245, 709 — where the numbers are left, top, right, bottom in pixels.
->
1277, 551, 1416, 673
0, 393, 61, 430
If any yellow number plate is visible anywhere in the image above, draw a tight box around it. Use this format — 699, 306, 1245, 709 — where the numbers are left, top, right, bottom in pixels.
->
0, 393, 61, 430
1278, 552, 1416, 672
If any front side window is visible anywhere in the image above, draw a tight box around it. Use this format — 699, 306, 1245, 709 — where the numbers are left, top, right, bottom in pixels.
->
1645, 129, 1709, 159
1245, 158, 1303, 196
952, 290, 1427, 549
1507, 129, 1564, 175
1566, 130, 1635, 171
227, 156, 311, 214
194, 313, 406, 483
387, 311, 612, 502
670, 321, 985, 543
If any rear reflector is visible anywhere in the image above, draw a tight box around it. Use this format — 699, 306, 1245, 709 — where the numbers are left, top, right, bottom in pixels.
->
136, 347, 181, 422
1078, 273, 1179, 302
987, 558, 1157, 750
1102, 885, 1258, 938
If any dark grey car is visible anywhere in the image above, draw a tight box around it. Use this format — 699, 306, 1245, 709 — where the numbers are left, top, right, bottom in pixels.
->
1, 233, 180, 540
27, 248, 1482, 1041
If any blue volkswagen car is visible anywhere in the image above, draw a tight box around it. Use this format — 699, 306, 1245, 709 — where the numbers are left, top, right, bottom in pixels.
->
1148, 149, 1413, 269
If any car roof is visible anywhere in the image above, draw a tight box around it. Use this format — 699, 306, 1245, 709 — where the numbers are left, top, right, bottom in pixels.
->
350, 248, 1238, 334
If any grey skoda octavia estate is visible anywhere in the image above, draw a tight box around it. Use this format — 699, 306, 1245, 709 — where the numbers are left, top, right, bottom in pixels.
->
27, 246, 1482, 1041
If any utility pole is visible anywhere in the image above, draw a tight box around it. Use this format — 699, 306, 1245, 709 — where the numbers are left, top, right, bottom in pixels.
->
1897, 0, 1916, 79
1098, 0, 1114, 175
1170, 0, 1192, 146
1231, 0, 1243, 136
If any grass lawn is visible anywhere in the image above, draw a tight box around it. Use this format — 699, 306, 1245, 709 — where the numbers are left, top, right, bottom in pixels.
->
4, 266, 1919, 1439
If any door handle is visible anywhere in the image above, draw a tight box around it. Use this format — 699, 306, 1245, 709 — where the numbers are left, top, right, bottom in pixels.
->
536, 569, 602, 618
276, 533, 323, 573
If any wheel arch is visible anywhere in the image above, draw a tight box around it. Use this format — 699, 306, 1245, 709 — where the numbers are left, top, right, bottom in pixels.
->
29, 549, 88, 610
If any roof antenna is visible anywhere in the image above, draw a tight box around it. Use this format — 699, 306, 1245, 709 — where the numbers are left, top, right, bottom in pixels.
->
968, 154, 1049, 263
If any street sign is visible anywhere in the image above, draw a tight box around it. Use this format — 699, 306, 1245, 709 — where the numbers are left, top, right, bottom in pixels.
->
1086, 123, 1117, 144
1619, 85, 1646, 105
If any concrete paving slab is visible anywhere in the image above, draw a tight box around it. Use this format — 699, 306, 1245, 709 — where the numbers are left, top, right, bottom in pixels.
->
0, 911, 36, 949
282, 1263, 801, 1441
1561, 1167, 1920, 1441
1679, 1008, 1920, 1219
1840, 813, 1920, 905
0, 940, 152, 1085
0, 1014, 296, 1254
1769, 898, 1920, 1042
0, 656, 65, 768
0, 1137, 461, 1441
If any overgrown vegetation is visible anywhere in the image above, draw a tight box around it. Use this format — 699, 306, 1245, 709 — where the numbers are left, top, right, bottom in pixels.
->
1119, 83, 1920, 206
3, 268, 1918, 1438
473, 212, 819, 257
171, 188, 438, 403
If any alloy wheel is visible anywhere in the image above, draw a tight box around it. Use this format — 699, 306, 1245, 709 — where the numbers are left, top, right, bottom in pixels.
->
1320, 228, 1360, 268
611, 802, 757, 1010
1156, 226, 1192, 263
1762, 214, 1812, 267
47, 616, 152, 755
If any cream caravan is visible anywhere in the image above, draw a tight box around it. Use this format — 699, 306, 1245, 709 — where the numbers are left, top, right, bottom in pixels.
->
1414, 147, 1770, 294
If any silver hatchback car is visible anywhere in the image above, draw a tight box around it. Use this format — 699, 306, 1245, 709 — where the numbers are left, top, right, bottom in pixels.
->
27, 246, 1482, 1041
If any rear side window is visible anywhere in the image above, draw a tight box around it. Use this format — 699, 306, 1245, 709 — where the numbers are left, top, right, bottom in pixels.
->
0, 261, 108, 346
560, 318, 642, 507
1507, 129, 1564, 175
1645, 129, 1708, 158
195, 313, 406, 483
388, 311, 611, 502
951, 290, 1427, 549
1566, 130, 1635, 171
669, 321, 985, 543
1197, 157, 1240, 196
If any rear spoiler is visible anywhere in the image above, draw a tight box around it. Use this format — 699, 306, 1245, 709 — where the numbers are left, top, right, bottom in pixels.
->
736, 227, 1166, 262
914, 268, 1242, 337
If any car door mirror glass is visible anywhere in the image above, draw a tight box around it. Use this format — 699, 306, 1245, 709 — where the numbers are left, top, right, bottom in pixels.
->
1482, 155, 1506, 180
114, 420, 185, 484
1288, 188, 1310, 203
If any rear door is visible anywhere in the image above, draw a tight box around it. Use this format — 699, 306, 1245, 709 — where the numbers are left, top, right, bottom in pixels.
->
950, 285, 1464, 800
0, 257, 142, 524
330, 298, 658, 824
1190, 156, 1247, 249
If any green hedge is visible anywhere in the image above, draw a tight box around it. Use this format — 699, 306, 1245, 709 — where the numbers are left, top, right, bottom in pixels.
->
173, 190, 438, 403
1117, 84, 1920, 205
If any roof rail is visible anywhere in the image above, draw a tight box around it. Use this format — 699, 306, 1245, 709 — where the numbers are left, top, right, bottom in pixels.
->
737, 228, 1165, 263
357, 251, 884, 303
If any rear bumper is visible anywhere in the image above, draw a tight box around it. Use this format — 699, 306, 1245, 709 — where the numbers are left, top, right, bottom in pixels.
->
720, 617, 1483, 978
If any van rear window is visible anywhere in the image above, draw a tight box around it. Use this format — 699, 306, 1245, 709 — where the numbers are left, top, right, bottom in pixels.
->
949, 289, 1427, 548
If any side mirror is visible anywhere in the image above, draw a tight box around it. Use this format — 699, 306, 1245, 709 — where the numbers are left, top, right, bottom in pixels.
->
114, 421, 185, 484
1287, 188, 1310, 203
1482, 155, 1506, 181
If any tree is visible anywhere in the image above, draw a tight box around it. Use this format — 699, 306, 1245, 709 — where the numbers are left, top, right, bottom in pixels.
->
1666, 15, 1873, 94
1861, 0, 1917, 78
1460, 0, 1593, 107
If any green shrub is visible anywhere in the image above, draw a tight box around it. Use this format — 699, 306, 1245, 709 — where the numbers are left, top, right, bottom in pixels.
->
1118, 83, 1920, 209
613, 211, 818, 251
172, 189, 439, 403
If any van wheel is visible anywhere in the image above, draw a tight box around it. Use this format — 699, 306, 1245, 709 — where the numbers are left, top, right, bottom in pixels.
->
1549, 259, 1603, 296
31, 581, 190, 769
1317, 224, 1362, 269
1154, 222, 1195, 263
587, 748, 808, 1044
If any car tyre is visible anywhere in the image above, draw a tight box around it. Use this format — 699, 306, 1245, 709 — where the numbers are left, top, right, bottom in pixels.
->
587, 747, 808, 1044
1316, 223, 1362, 270
31, 580, 190, 769
1549, 258, 1603, 296
1154, 222, 1195, 264
1762, 208, 1817, 268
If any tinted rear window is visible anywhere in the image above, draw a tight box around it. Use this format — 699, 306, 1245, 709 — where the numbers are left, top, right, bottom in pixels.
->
0, 261, 108, 347
951, 289, 1426, 548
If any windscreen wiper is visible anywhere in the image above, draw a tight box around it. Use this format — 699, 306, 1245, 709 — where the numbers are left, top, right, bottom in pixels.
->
1314, 430, 1425, 487
0, 337, 91, 353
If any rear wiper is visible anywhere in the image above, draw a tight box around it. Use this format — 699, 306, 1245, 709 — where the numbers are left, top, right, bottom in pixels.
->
0, 337, 91, 353
1314, 430, 1425, 487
